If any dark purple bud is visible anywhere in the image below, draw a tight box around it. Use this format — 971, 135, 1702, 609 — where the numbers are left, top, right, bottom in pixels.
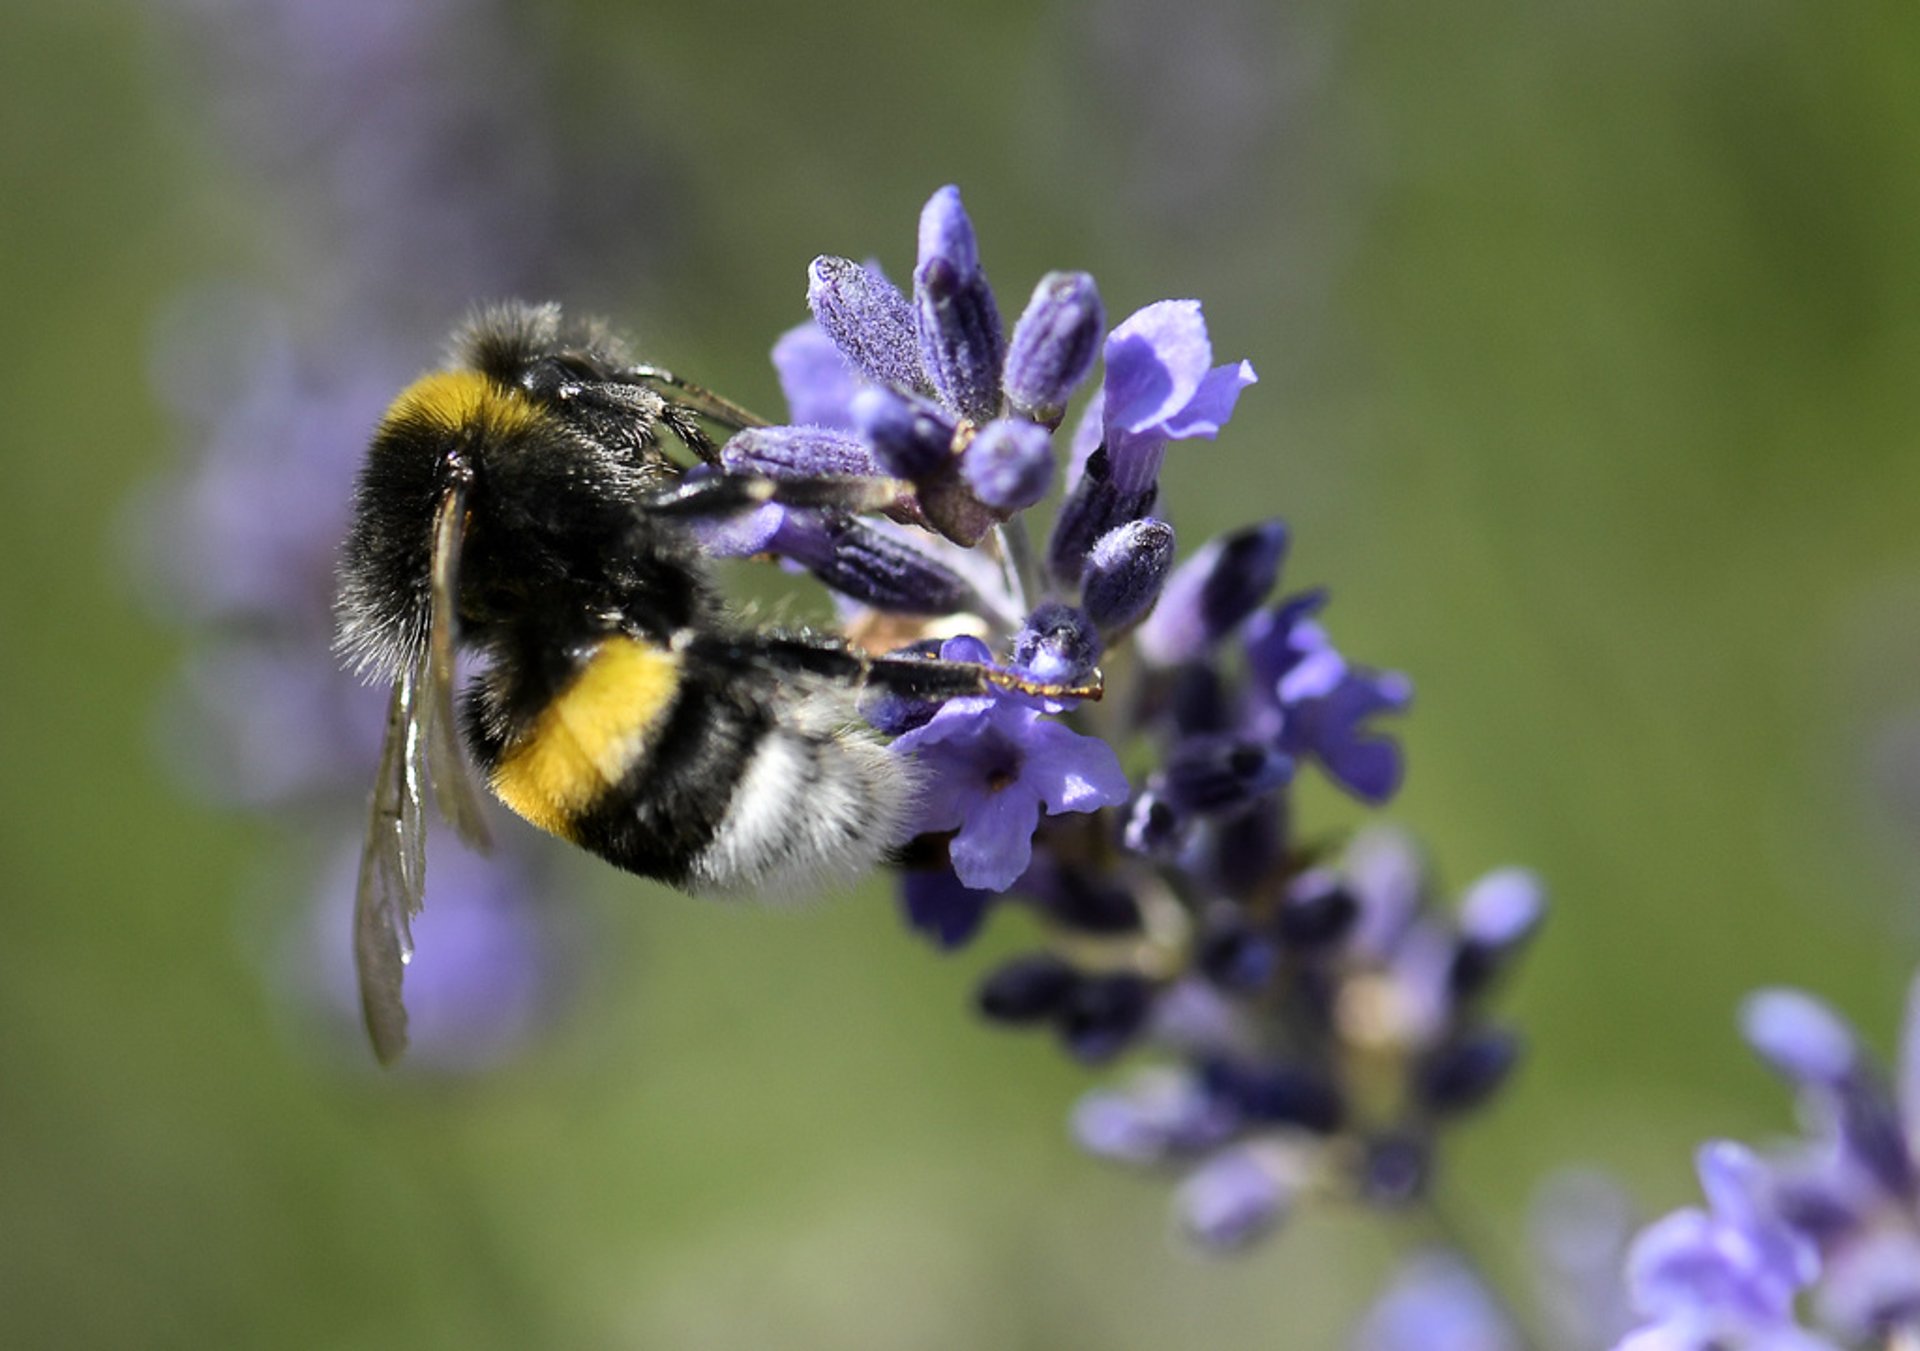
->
914, 186, 1005, 423
807, 256, 925, 394
1169, 662, 1234, 737
1046, 445, 1158, 588
1276, 870, 1359, 949
782, 515, 979, 614
1418, 1030, 1522, 1114
1197, 915, 1276, 992
1059, 971, 1154, 1063
721, 424, 879, 479
1004, 271, 1104, 427
1009, 601, 1101, 687
1080, 518, 1176, 634
1135, 520, 1290, 666
1121, 789, 1182, 858
1026, 860, 1144, 934
978, 954, 1079, 1023
1450, 868, 1546, 998
961, 418, 1054, 511
1360, 1135, 1431, 1206
851, 385, 957, 482
1206, 806, 1285, 897
1160, 736, 1293, 816
1200, 1057, 1344, 1133
900, 870, 994, 950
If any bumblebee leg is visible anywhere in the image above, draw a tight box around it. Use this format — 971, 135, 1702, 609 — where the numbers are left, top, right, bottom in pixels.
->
647, 473, 912, 520
627, 364, 771, 432
683, 632, 1102, 703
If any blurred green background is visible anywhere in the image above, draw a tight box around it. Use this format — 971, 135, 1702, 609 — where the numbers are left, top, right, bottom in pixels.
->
4, 0, 1918, 1347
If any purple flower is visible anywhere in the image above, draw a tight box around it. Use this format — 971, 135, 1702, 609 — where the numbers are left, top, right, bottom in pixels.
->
1353, 1251, 1525, 1351
891, 664, 1129, 891
770, 321, 862, 431
1097, 299, 1257, 494
1245, 592, 1413, 804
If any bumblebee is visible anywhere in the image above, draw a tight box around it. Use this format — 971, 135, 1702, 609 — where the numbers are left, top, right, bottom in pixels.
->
337, 302, 1095, 1063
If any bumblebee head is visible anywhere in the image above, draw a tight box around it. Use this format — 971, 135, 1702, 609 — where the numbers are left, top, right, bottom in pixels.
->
334, 304, 683, 683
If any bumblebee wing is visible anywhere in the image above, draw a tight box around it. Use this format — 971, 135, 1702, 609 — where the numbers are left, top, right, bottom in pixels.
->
354, 670, 428, 1064
425, 484, 493, 851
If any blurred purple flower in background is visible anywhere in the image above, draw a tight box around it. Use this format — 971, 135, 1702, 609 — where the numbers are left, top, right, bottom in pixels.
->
136, 0, 677, 1069
1613, 977, 1920, 1349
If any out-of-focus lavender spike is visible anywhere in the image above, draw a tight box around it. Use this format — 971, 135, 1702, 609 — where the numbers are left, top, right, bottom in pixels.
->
1159, 737, 1293, 816
1451, 868, 1547, 998
1004, 271, 1104, 428
1175, 1143, 1293, 1252
1417, 1029, 1523, 1114
913, 185, 1005, 423
1741, 989, 1861, 1089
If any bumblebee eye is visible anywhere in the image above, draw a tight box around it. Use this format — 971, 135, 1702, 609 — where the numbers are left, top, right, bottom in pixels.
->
520, 355, 600, 402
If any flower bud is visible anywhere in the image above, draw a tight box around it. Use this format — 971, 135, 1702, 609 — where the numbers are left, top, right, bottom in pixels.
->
1004, 271, 1104, 427
1046, 446, 1158, 588
1135, 520, 1289, 666
977, 954, 1079, 1023
721, 424, 878, 479
1009, 601, 1101, 687
807, 256, 924, 394
914, 186, 1004, 422
962, 417, 1054, 511
1080, 518, 1176, 634
852, 385, 955, 481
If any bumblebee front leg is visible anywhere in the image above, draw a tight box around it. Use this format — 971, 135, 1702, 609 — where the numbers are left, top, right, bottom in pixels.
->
646, 472, 913, 520
683, 632, 1103, 704
626, 364, 771, 433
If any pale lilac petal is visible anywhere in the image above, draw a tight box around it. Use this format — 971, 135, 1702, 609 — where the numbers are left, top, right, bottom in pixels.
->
1160, 359, 1258, 439
771, 321, 862, 429
1103, 300, 1211, 433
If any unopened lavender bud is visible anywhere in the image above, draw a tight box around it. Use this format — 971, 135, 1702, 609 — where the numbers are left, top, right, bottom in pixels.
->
1161, 736, 1293, 816
721, 425, 878, 480
1740, 989, 1859, 1087
1418, 1029, 1522, 1114
1197, 915, 1275, 992
1004, 271, 1104, 427
1176, 1145, 1292, 1252
786, 515, 979, 614
962, 417, 1054, 511
1046, 446, 1158, 587
1276, 870, 1359, 949
1135, 520, 1289, 665
1121, 789, 1182, 858
1009, 601, 1101, 686
1081, 518, 1176, 633
1200, 1057, 1343, 1132
978, 954, 1079, 1023
1449, 867, 1546, 998
852, 385, 955, 481
1059, 971, 1154, 1063
914, 186, 1005, 423
807, 256, 925, 393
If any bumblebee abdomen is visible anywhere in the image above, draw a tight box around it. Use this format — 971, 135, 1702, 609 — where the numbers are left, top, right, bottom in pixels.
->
480, 635, 912, 897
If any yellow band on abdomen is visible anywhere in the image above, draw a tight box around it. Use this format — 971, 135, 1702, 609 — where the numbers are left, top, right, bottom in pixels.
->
490, 636, 683, 839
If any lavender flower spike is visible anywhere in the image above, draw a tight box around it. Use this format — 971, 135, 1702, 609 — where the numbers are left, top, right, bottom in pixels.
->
1004, 271, 1104, 428
914, 185, 1005, 423
1102, 299, 1257, 494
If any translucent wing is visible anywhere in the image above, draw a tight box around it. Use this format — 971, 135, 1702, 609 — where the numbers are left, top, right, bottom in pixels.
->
354, 668, 427, 1064
424, 485, 493, 851
352, 483, 490, 1064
